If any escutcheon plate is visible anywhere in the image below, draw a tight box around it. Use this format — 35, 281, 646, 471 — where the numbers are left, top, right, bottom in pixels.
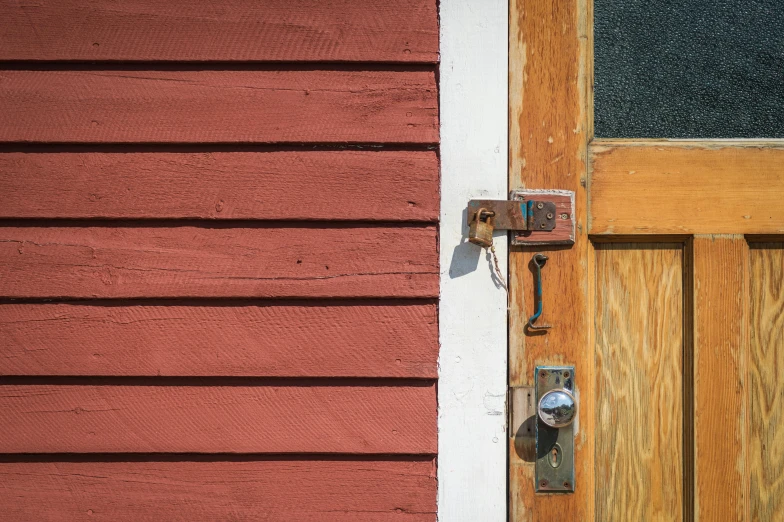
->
535, 366, 576, 493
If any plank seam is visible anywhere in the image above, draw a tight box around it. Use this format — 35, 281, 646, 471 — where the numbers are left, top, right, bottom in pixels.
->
0, 377, 438, 386
0, 454, 438, 463
0, 62, 440, 71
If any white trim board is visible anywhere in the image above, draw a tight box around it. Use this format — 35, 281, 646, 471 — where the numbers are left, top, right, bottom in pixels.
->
438, 0, 509, 520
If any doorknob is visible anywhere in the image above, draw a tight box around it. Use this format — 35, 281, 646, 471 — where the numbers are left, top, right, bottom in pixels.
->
538, 389, 576, 428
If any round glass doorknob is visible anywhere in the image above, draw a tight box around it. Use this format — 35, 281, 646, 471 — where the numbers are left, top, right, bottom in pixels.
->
538, 389, 576, 428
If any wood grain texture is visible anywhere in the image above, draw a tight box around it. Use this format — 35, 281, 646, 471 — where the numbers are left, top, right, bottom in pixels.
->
0, 70, 438, 144
595, 244, 683, 522
0, 302, 437, 378
0, 459, 437, 521
0, 383, 436, 454
0, 151, 438, 221
590, 142, 784, 235
693, 236, 747, 522
508, 0, 593, 518
0, 226, 438, 299
750, 243, 784, 521
0, 0, 438, 63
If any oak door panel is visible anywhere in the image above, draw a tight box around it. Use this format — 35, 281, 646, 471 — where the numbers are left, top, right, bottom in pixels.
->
750, 244, 784, 521
594, 244, 684, 521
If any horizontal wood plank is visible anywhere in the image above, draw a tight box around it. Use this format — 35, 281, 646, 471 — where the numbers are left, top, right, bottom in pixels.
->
0, 384, 436, 454
0, 226, 438, 299
590, 142, 784, 235
0, 0, 438, 63
0, 459, 436, 521
0, 70, 438, 144
0, 302, 437, 377
0, 150, 438, 221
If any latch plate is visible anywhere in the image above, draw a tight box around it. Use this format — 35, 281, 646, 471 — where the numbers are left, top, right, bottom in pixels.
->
511, 190, 575, 246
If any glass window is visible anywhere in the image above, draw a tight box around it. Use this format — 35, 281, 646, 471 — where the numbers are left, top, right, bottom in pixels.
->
594, 0, 784, 138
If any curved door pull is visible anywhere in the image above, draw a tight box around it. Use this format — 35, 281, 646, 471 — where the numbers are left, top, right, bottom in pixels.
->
527, 253, 552, 331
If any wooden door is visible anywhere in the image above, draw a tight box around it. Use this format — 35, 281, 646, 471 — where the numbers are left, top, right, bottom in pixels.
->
509, 0, 784, 520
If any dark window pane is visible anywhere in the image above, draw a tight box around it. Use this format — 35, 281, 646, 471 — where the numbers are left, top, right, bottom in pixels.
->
594, 0, 784, 138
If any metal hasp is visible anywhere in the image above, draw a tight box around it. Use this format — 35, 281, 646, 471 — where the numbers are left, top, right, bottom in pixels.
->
467, 199, 557, 232
535, 366, 576, 493
466, 190, 575, 246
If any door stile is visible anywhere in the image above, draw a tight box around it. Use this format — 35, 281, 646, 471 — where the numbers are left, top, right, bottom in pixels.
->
509, 0, 594, 519
692, 236, 749, 521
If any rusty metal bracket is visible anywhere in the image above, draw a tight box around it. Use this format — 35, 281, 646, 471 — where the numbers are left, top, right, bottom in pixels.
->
467, 199, 556, 232
467, 190, 575, 246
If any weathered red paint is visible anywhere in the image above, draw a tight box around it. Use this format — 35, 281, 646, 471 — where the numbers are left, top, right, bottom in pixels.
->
0, 0, 439, 519
0, 0, 439, 63
0, 383, 437, 454
0, 151, 439, 221
0, 70, 438, 144
0, 226, 438, 299
0, 459, 437, 521
0, 302, 438, 377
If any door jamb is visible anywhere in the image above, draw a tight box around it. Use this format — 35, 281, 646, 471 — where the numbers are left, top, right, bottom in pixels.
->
438, 0, 510, 520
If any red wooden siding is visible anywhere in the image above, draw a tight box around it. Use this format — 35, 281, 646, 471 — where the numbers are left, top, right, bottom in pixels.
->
0, 0, 439, 63
0, 1, 438, 519
0, 226, 438, 299
0, 459, 437, 522
0, 151, 439, 220
0, 384, 436, 454
0, 70, 437, 143
0, 303, 438, 377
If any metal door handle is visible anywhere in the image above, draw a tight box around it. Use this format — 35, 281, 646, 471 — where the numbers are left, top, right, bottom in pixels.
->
527, 253, 552, 331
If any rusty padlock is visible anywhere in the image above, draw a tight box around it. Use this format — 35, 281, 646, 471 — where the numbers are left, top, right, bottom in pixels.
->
468, 207, 495, 247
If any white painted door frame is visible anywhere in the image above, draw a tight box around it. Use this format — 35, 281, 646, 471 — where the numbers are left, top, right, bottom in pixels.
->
438, 1, 509, 520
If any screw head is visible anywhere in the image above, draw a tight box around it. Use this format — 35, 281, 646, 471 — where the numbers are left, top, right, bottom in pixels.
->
546, 213, 554, 219
540, 223, 546, 229
537, 202, 544, 209
540, 480, 549, 488
561, 213, 569, 219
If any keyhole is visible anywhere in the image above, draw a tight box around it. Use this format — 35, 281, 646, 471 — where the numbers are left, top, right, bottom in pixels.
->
549, 444, 562, 468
